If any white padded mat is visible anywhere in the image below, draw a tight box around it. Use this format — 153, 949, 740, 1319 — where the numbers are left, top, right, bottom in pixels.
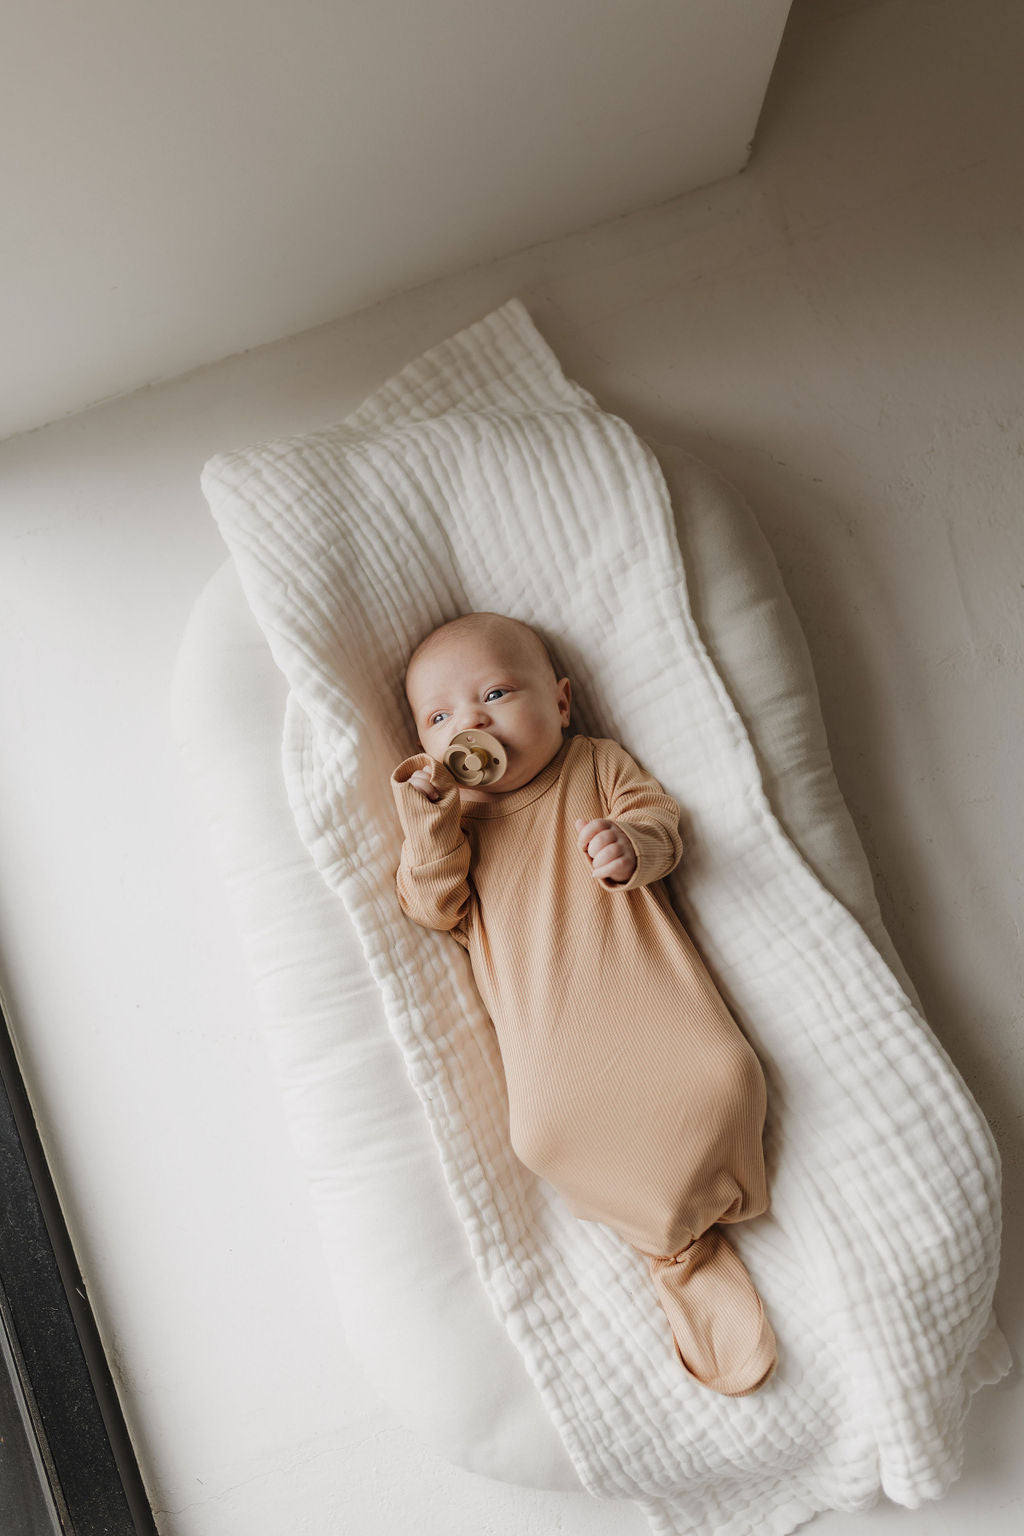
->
187, 299, 1009, 1535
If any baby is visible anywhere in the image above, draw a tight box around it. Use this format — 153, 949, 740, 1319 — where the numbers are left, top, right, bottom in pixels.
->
390, 610, 776, 1395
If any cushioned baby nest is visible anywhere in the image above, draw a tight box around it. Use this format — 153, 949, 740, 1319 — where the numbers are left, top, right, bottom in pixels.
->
173, 300, 1009, 1535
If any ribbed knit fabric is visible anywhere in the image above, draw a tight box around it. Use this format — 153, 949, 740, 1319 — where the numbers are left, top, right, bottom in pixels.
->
392, 732, 777, 1395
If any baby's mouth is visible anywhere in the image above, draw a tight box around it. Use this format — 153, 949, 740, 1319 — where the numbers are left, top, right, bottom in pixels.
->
442, 731, 509, 788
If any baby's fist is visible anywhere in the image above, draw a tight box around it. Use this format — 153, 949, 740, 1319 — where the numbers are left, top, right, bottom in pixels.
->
408, 767, 440, 801
574, 817, 637, 885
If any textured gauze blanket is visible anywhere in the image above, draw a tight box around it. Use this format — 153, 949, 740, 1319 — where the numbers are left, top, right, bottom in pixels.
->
200, 298, 1009, 1536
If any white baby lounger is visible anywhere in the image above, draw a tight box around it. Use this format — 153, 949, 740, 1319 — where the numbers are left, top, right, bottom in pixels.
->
173, 300, 1009, 1536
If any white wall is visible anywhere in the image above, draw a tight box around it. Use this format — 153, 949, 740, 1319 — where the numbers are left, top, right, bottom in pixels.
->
1, 0, 792, 441
1, 0, 1021, 1531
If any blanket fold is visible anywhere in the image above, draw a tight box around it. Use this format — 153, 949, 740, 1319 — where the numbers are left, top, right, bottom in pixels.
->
200, 297, 1009, 1536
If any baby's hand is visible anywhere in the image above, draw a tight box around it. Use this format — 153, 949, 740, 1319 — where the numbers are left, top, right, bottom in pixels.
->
407, 767, 440, 802
574, 817, 637, 885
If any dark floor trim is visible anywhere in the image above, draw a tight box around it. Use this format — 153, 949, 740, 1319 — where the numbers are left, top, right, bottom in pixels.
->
0, 995, 157, 1535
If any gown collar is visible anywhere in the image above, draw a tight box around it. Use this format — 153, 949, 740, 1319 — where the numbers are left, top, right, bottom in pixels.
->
459, 734, 576, 819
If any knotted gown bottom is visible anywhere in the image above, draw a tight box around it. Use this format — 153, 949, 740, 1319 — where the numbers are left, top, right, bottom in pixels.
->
506, 947, 777, 1397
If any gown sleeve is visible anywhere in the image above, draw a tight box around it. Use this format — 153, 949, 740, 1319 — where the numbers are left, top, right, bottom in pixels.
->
590, 737, 684, 892
391, 753, 472, 945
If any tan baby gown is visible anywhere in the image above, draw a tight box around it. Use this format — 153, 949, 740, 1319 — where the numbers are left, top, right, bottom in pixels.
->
391, 731, 777, 1395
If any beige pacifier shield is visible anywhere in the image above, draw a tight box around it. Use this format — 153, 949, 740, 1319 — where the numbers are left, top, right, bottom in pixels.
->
442, 729, 507, 786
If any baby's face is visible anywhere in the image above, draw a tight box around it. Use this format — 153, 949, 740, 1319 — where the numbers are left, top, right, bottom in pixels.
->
406, 634, 571, 800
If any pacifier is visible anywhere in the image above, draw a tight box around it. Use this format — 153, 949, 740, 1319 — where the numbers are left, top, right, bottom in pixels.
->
442, 729, 507, 786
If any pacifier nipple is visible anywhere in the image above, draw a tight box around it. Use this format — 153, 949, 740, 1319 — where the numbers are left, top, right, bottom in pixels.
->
442, 729, 507, 786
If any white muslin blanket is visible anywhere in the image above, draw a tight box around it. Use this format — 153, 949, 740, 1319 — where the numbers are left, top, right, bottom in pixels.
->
200, 298, 1008, 1536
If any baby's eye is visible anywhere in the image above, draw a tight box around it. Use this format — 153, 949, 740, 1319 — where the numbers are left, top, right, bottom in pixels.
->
485, 688, 509, 702
428, 710, 449, 726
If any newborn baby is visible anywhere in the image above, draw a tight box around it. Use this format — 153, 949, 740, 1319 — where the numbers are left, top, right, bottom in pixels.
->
390, 610, 776, 1395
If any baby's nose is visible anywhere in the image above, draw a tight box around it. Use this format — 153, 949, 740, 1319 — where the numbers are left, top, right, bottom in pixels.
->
458, 707, 491, 730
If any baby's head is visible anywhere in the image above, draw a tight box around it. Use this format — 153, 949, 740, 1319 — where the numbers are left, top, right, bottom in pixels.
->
404, 612, 571, 799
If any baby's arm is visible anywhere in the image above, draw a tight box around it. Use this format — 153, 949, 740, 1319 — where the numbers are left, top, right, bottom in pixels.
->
580, 738, 684, 892
391, 753, 471, 939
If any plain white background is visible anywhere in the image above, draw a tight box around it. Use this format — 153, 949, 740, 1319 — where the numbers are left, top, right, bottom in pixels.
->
0, 0, 1020, 1531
